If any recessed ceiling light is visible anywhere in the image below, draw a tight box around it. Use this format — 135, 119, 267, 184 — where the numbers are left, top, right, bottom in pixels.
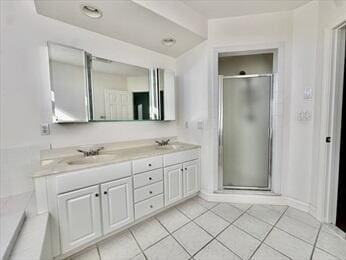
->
81, 5, 102, 19
161, 38, 176, 46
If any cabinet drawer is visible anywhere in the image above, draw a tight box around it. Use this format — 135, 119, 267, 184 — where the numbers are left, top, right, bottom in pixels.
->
56, 162, 131, 194
163, 149, 200, 167
135, 194, 164, 220
132, 156, 163, 174
134, 168, 163, 188
134, 181, 163, 203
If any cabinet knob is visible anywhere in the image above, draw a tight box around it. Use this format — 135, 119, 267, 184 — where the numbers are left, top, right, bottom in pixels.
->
95, 193, 99, 197
104, 191, 108, 195
149, 177, 152, 181
181, 169, 183, 172
185, 168, 187, 170
149, 191, 153, 194
148, 163, 152, 167
150, 205, 153, 208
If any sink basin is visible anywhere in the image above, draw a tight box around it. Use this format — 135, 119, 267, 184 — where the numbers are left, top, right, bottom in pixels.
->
156, 144, 183, 150
66, 154, 115, 165
41, 159, 55, 166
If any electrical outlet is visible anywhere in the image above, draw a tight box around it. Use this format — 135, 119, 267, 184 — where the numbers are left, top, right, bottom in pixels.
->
40, 123, 50, 135
297, 110, 312, 121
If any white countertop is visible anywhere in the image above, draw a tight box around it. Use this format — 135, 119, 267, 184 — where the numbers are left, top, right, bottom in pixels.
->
34, 142, 200, 178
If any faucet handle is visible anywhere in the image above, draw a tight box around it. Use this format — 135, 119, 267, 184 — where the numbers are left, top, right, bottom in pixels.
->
77, 149, 89, 157
95, 146, 104, 153
155, 139, 170, 146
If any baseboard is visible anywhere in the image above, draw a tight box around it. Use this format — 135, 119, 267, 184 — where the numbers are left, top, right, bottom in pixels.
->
200, 190, 311, 213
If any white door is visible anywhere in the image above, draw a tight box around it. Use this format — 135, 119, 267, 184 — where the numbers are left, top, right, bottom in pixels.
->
58, 185, 102, 253
101, 177, 134, 234
104, 89, 133, 120
164, 164, 183, 206
183, 160, 199, 197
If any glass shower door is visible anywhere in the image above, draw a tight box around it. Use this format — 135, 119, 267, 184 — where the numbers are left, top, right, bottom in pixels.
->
220, 75, 272, 189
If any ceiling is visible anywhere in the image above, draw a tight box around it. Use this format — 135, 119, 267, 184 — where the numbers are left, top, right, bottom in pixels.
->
35, 0, 311, 58
183, 0, 311, 19
34, 0, 205, 58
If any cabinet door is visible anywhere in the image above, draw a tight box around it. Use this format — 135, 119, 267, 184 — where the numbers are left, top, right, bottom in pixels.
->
58, 185, 102, 253
183, 160, 199, 197
164, 164, 183, 206
101, 177, 134, 234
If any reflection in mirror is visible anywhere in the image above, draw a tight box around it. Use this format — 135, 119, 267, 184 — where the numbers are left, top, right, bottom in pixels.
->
90, 57, 150, 121
48, 43, 89, 123
151, 69, 176, 121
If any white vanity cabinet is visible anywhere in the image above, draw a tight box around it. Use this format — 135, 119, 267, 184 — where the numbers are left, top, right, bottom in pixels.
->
132, 157, 165, 220
183, 160, 199, 197
163, 150, 200, 206
58, 185, 102, 252
58, 177, 134, 252
38, 147, 200, 258
101, 177, 134, 235
164, 164, 183, 206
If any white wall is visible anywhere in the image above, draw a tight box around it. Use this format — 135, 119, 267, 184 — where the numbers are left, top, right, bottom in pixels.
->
176, 0, 346, 219
0, 0, 177, 198
176, 10, 293, 194
176, 42, 212, 192
311, 0, 346, 219
284, 0, 319, 204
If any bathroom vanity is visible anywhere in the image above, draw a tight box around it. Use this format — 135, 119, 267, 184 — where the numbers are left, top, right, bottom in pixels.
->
33, 141, 200, 257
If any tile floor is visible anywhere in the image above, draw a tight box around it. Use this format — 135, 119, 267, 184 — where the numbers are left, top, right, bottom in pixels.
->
69, 197, 346, 260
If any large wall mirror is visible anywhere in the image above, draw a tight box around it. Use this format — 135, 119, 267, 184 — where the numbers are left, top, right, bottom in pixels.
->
47, 42, 175, 123
48, 43, 89, 123
90, 57, 150, 121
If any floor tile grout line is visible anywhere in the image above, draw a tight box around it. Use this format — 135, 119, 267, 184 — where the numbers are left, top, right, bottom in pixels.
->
309, 223, 322, 260
313, 246, 344, 260
273, 221, 320, 246
284, 208, 321, 230
312, 227, 345, 260
155, 215, 193, 258
189, 203, 253, 259
129, 228, 149, 260
173, 199, 250, 259
69, 200, 333, 260
246, 209, 281, 226
270, 221, 322, 248
96, 245, 102, 260
285, 207, 321, 229
246, 205, 321, 242
248, 206, 293, 260
194, 202, 254, 239
208, 203, 250, 224
147, 198, 223, 257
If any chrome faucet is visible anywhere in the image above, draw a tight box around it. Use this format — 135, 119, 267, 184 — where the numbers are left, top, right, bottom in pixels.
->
77, 147, 104, 157
155, 139, 170, 146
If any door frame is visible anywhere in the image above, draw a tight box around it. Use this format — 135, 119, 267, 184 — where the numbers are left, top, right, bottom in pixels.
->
320, 21, 346, 224
212, 43, 285, 194
218, 74, 274, 191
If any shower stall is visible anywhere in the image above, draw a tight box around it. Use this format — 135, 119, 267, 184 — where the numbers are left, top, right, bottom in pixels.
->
219, 74, 273, 190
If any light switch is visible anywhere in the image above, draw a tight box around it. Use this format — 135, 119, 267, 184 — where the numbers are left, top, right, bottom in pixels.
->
304, 88, 313, 99
184, 121, 189, 128
40, 123, 50, 135
197, 121, 204, 130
